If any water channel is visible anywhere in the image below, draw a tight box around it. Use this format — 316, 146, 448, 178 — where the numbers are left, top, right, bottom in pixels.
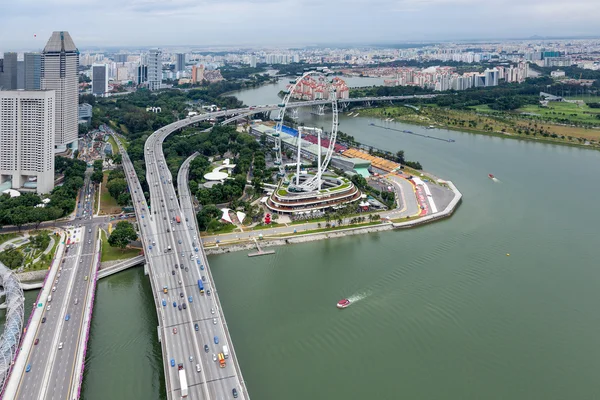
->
74, 78, 600, 399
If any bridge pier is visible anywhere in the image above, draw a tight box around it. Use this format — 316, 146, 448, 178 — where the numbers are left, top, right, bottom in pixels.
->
144, 264, 149, 276
290, 108, 299, 119
364, 101, 372, 107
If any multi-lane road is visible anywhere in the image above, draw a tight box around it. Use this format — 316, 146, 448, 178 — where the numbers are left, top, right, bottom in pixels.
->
112, 121, 247, 399
14, 172, 99, 400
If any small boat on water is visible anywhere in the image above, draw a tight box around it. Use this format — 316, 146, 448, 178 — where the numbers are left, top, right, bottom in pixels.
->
488, 173, 495, 179
337, 299, 351, 309
427, 125, 435, 129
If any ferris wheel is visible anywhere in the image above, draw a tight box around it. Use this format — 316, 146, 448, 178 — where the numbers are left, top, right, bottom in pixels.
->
274, 70, 339, 192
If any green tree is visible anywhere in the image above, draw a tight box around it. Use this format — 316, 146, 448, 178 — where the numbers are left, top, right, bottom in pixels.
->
91, 170, 104, 185
107, 221, 138, 249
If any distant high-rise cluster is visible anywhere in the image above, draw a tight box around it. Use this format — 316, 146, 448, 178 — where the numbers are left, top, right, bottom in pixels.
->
380, 63, 529, 92
289, 76, 349, 101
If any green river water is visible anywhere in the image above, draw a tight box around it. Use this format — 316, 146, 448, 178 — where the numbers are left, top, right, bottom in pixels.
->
73, 80, 600, 400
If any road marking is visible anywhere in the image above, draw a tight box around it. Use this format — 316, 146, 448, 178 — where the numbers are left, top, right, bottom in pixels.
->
65, 229, 97, 399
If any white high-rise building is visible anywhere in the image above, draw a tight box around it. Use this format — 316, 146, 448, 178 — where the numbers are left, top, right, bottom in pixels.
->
41, 31, 79, 151
147, 48, 162, 91
0, 90, 56, 194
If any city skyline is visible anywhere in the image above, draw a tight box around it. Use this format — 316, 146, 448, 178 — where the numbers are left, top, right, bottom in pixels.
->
1, 0, 599, 51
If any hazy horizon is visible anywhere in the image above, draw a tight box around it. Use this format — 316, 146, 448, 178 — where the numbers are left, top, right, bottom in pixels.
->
1, 0, 599, 52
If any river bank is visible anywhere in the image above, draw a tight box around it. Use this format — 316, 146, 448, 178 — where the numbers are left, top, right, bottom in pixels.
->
204, 180, 461, 255
357, 104, 600, 150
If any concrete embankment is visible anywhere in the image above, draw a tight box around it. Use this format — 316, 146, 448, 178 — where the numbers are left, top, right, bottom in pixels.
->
205, 180, 462, 255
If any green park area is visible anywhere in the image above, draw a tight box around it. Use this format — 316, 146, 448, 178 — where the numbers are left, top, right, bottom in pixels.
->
0, 231, 58, 271
100, 229, 140, 262
99, 171, 123, 215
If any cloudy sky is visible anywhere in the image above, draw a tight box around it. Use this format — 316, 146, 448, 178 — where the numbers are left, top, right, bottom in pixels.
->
1, 0, 598, 50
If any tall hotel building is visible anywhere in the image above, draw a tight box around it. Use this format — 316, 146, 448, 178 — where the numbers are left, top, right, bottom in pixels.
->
0, 91, 56, 194
41, 31, 79, 151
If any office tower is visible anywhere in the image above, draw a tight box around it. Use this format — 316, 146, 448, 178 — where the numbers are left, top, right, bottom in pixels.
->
24, 53, 42, 90
0, 90, 55, 194
1, 52, 18, 90
17, 61, 25, 89
147, 48, 162, 91
41, 31, 79, 151
92, 64, 108, 96
176, 53, 185, 72
136, 65, 148, 85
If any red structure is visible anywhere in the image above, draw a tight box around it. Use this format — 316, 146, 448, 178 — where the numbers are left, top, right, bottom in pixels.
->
265, 214, 271, 224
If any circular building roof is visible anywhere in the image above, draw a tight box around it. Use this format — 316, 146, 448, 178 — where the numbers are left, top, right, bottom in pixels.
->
204, 171, 228, 181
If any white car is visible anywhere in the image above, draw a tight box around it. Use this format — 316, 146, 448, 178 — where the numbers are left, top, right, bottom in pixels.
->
58, 342, 63, 350
213, 318, 217, 325
212, 354, 217, 362
196, 364, 201, 373
211, 308, 215, 314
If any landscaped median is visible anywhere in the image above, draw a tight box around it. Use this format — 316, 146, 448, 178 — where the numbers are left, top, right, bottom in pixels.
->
99, 230, 141, 262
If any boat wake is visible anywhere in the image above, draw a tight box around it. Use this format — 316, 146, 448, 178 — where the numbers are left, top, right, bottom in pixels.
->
347, 291, 370, 303
491, 177, 500, 183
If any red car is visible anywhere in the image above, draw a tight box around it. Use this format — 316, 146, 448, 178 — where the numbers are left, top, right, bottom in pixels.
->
34, 338, 39, 345
173, 328, 177, 334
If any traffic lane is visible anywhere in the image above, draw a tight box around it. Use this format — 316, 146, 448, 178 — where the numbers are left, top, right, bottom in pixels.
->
16, 250, 79, 399
46, 232, 95, 399
46, 251, 93, 398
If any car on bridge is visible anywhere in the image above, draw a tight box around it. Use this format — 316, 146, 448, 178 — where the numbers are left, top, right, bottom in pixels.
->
188, 296, 193, 303
162, 299, 166, 306
214, 336, 219, 344
26, 364, 31, 373
173, 328, 177, 334
233, 388, 238, 398
65, 314, 70, 321
171, 359, 175, 367
195, 324, 199, 331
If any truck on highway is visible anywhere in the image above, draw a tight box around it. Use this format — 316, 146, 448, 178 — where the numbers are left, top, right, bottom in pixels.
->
218, 353, 226, 368
197, 280, 204, 294
222, 345, 229, 359
178, 364, 188, 397
175, 215, 181, 224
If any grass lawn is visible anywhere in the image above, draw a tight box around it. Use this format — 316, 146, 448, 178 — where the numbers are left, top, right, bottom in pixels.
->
518, 102, 600, 125
100, 230, 140, 262
0, 233, 21, 246
99, 172, 123, 215
107, 135, 120, 154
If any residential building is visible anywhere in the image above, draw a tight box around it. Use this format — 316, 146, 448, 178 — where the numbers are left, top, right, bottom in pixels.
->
24, 53, 41, 90
147, 48, 162, 91
0, 90, 55, 194
41, 31, 79, 151
92, 64, 108, 96
191, 64, 205, 84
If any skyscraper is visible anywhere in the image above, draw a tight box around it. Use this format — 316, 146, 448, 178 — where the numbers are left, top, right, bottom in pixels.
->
92, 64, 108, 96
136, 65, 148, 85
176, 53, 185, 72
41, 31, 79, 151
147, 48, 162, 91
0, 52, 18, 90
0, 90, 56, 194
24, 53, 42, 90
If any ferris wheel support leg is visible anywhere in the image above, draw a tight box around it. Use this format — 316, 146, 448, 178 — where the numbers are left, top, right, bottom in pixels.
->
296, 129, 302, 186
